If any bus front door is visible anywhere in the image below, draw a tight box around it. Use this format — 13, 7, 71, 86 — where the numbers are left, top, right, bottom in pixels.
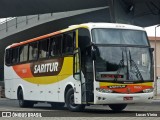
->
73, 48, 82, 104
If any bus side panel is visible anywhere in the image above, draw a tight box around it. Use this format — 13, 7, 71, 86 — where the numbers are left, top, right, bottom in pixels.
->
58, 57, 82, 104
5, 64, 46, 101
23, 82, 45, 101
42, 81, 59, 102
4, 80, 11, 98
4, 57, 82, 103
4, 66, 19, 99
58, 57, 74, 102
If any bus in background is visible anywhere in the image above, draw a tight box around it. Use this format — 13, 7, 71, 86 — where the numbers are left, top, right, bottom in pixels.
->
4, 23, 154, 112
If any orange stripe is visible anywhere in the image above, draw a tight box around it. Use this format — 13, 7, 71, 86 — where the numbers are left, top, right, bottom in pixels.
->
11, 31, 61, 48
13, 63, 33, 78
100, 85, 153, 93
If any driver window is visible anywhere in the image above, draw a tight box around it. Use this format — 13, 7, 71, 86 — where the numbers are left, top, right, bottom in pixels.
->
62, 32, 75, 55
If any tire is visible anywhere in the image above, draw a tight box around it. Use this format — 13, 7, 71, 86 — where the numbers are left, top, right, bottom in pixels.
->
51, 102, 65, 109
66, 88, 85, 112
109, 104, 127, 112
18, 89, 34, 108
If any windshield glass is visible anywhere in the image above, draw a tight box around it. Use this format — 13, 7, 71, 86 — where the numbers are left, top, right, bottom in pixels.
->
95, 46, 153, 82
92, 29, 149, 46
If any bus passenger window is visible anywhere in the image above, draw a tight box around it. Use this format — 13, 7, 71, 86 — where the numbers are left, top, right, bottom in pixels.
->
32, 48, 38, 60
39, 39, 49, 59
19, 45, 28, 62
5, 49, 12, 65
62, 33, 74, 55
50, 36, 62, 57
29, 42, 38, 61
50, 40, 56, 56
11, 48, 19, 64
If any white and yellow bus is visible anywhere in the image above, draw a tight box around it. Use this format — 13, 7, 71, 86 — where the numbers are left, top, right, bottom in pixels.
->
4, 23, 154, 112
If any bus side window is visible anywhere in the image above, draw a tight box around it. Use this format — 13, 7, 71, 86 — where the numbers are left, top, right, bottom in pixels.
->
11, 48, 19, 64
78, 28, 90, 52
62, 32, 74, 55
19, 45, 28, 62
78, 28, 91, 72
39, 39, 49, 59
29, 42, 38, 61
50, 35, 62, 57
5, 49, 12, 65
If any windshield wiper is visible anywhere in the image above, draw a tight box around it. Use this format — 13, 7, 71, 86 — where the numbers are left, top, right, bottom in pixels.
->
129, 50, 144, 81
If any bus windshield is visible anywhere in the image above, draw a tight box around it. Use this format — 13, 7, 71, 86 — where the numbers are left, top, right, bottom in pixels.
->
91, 28, 153, 82
92, 29, 149, 46
94, 46, 153, 82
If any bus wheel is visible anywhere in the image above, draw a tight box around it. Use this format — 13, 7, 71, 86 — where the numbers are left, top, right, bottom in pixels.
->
66, 88, 85, 112
18, 89, 34, 108
109, 104, 127, 112
51, 102, 65, 109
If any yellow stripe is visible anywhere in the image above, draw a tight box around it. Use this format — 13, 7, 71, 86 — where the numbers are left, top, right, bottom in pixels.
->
76, 29, 78, 48
59, 57, 73, 75
99, 82, 153, 87
60, 25, 89, 33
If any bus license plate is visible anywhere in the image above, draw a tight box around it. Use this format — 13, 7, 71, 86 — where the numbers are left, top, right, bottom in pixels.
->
123, 97, 133, 101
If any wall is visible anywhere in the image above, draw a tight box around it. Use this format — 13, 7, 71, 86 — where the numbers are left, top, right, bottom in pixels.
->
149, 37, 160, 96
149, 37, 160, 77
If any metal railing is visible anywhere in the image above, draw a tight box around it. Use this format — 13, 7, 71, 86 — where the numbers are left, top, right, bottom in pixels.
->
0, 17, 15, 24
0, 13, 54, 32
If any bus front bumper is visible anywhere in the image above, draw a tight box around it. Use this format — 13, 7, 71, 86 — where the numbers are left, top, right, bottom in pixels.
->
94, 92, 154, 104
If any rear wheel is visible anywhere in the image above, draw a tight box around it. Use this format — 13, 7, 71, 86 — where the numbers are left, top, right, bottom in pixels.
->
109, 104, 127, 112
66, 88, 85, 112
18, 89, 34, 108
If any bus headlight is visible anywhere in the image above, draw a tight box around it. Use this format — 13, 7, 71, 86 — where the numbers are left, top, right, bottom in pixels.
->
143, 88, 153, 93
96, 88, 113, 93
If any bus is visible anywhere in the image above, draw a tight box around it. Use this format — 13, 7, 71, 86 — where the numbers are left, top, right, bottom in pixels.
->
4, 23, 154, 112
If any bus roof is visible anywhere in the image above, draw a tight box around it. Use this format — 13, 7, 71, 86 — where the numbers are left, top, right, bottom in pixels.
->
9, 23, 145, 48
72, 23, 145, 31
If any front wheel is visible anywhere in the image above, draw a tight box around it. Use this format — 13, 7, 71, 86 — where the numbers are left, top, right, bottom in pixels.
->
66, 88, 85, 112
109, 104, 127, 112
